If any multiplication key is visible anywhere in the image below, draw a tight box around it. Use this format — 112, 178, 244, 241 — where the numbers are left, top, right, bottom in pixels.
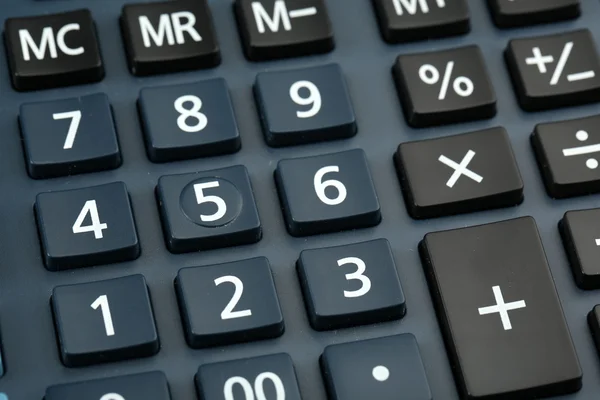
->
393, 45, 496, 127
506, 29, 600, 111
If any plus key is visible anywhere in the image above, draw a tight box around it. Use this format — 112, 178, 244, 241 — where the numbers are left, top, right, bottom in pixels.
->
420, 217, 582, 399
506, 29, 600, 111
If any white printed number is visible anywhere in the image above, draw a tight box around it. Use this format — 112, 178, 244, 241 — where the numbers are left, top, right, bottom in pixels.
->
193, 181, 227, 222
100, 394, 125, 400
338, 257, 371, 298
174, 95, 208, 133
215, 275, 252, 320
91, 295, 115, 337
314, 166, 347, 205
224, 372, 285, 400
53, 110, 82, 149
290, 80, 321, 118
72, 200, 108, 239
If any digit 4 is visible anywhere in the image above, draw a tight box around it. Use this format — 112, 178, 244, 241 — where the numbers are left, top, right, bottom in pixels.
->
72, 200, 108, 239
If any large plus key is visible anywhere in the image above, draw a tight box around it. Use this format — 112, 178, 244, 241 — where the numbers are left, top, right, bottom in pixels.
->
420, 217, 582, 399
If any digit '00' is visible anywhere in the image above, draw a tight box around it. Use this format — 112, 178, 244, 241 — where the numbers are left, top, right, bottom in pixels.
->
100, 394, 125, 400
223, 372, 286, 400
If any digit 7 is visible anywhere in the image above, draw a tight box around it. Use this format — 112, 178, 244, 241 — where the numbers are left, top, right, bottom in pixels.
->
53, 110, 82, 150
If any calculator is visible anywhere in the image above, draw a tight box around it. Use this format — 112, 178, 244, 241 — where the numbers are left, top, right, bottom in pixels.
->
2, 0, 600, 399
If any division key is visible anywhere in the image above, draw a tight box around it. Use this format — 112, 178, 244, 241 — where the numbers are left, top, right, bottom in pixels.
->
419, 217, 582, 399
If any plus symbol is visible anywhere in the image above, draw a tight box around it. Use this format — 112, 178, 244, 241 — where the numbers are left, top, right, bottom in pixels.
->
525, 47, 554, 74
478, 286, 526, 330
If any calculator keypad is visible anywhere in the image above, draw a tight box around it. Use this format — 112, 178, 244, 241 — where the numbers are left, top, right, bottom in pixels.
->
156, 166, 261, 253
4, 9, 104, 91
138, 78, 240, 162
393, 45, 496, 127
298, 239, 405, 331
45, 371, 171, 400
35, 182, 140, 271
235, 0, 334, 61
121, 0, 220, 76
506, 30, 600, 111
372, 0, 470, 43
196, 353, 302, 400
254, 63, 356, 147
275, 149, 381, 236
20, 93, 121, 179
51, 275, 159, 367
175, 257, 284, 348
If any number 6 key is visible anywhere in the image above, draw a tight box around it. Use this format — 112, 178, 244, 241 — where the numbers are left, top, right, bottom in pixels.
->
275, 149, 381, 236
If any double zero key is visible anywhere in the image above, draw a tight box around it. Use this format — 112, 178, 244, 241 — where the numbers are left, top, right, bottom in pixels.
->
394, 45, 496, 127
420, 217, 582, 398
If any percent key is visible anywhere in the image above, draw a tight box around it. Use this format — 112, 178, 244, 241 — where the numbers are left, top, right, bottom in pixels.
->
393, 45, 496, 128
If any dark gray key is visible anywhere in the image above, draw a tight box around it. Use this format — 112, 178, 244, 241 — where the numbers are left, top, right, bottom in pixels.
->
235, 0, 334, 61
52, 274, 159, 367
275, 149, 381, 236
156, 165, 261, 253
196, 353, 302, 400
393, 45, 496, 127
588, 306, 600, 360
121, 0, 220, 76
532, 115, 600, 198
560, 208, 600, 289
35, 182, 140, 271
20, 93, 121, 179
420, 217, 582, 399
298, 239, 405, 331
321, 334, 431, 400
372, 0, 469, 43
4, 9, 104, 91
488, 0, 580, 28
175, 257, 284, 348
46, 371, 170, 400
395, 127, 524, 219
506, 30, 600, 111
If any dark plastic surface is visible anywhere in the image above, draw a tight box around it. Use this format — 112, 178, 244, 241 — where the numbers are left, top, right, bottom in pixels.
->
2, 0, 600, 399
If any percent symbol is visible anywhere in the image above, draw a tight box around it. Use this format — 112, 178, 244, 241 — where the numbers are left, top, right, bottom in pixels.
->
419, 62, 474, 100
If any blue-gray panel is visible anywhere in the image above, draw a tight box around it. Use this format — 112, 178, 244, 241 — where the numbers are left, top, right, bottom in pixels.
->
0, 0, 600, 398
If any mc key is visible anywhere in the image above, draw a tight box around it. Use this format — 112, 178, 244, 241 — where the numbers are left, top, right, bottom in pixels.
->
393, 45, 496, 127
506, 29, 600, 111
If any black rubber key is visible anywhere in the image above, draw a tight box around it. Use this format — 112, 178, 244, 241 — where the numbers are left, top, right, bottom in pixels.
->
275, 149, 381, 236
506, 30, 600, 111
372, 0, 469, 43
488, 0, 580, 28
532, 115, 600, 198
175, 257, 284, 348
156, 166, 261, 253
321, 334, 432, 400
121, 0, 220, 76
393, 45, 496, 127
560, 208, 600, 290
51, 274, 160, 367
588, 306, 600, 360
35, 182, 140, 271
4, 9, 104, 91
20, 93, 121, 179
420, 217, 582, 399
46, 371, 171, 400
196, 353, 302, 400
235, 0, 334, 61
395, 127, 524, 219
297, 239, 405, 331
